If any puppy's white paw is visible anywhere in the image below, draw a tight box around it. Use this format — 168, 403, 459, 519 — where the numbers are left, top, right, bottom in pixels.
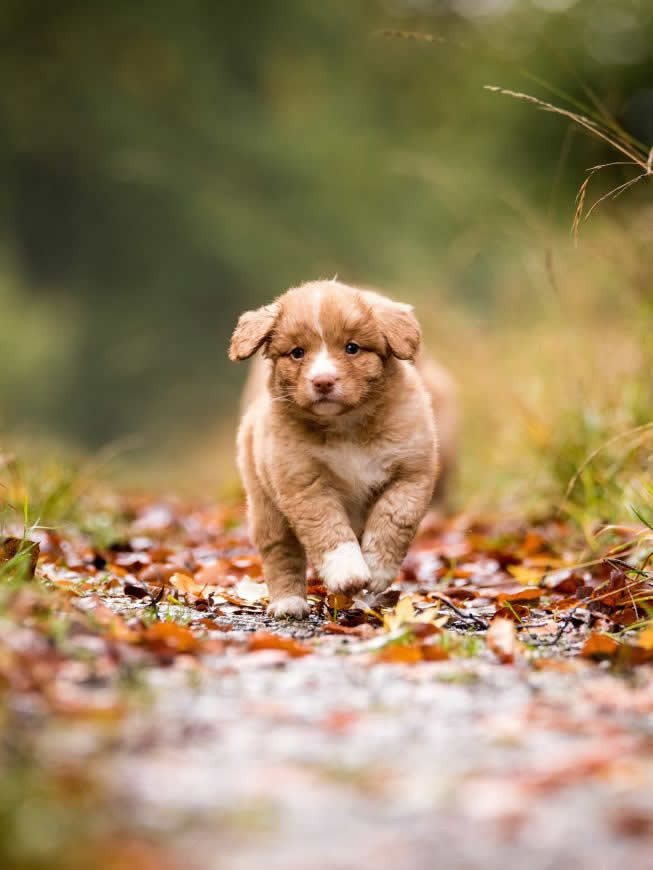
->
321, 542, 371, 594
363, 552, 399, 594
267, 595, 310, 619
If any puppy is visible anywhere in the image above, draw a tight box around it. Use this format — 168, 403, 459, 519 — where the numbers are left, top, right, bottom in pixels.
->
229, 280, 442, 618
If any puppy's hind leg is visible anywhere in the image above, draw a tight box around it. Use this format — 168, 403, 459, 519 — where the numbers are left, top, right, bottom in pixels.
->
249, 490, 309, 619
263, 532, 309, 619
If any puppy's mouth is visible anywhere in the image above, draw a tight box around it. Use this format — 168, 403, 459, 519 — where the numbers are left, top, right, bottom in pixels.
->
310, 397, 346, 416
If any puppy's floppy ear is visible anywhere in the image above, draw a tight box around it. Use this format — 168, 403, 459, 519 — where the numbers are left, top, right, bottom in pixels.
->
373, 301, 421, 361
229, 302, 280, 361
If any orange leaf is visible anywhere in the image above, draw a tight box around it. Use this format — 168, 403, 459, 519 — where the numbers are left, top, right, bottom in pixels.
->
307, 583, 327, 597
230, 556, 262, 577
497, 587, 542, 604
247, 632, 312, 658
581, 632, 619, 659
421, 641, 450, 661
170, 572, 203, 597
522, 530, 546, 554
377, 644, 423, 664
142, 622, 200, 653
494, 604, 530, 622
195, 560, 235, 587
323, 622, 370, 636
198, 618, 232, 632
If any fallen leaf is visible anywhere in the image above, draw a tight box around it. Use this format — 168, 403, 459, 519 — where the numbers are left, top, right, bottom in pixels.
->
195, 560, 235, 587
551, 573, 584, 594
323, 622, 372, 637
198, 617, 232, 632
373, 589, 402, 609
612, 607, 639, 627
142, 622, 200, 653
581, 632, 619, 659
138, 563, 177, 585
637, 622, 653, 650
231, 556, 262, 577
487, 617, 523, 664
521, 530, 546, 554
247, 632, 312, 657
507, 565, 542, 586
307, 582, 327, 597
124, 580, 150, 599
494, 604, 530, 622
421, 640, 450, 661
234, 578, 268, 602
377, 644, 422, 664
170, 571, 204, 597
496, 587, 542, 604
384, 595, 415, 632
326, 593, 353, 611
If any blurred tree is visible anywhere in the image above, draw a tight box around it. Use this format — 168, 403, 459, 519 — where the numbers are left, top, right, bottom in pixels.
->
0, 0, 651, 448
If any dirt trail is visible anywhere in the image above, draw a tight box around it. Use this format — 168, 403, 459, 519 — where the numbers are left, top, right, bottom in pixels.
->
2, 500, 653, 869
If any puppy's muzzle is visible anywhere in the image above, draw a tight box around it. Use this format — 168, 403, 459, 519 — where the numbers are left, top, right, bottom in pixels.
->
311, 374, 337, 397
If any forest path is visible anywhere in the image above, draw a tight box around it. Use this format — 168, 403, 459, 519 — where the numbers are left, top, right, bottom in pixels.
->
3, 498, 653, 869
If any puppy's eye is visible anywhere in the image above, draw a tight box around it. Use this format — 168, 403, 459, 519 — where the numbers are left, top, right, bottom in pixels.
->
290, 347, 304, 360
345, 342, 360, 356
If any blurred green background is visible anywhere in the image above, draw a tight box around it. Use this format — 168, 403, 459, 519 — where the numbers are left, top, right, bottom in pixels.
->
1, 0, 651, 498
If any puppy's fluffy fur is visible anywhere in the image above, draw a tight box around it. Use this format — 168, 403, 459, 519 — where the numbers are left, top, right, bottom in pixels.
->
229, 280, 448, 618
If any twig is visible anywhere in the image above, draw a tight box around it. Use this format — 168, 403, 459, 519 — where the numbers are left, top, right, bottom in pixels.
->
527, 605, 584, 646
430, 592, 489, 630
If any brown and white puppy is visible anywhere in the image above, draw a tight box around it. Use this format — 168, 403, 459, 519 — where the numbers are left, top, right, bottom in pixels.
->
229, 280, 442, 618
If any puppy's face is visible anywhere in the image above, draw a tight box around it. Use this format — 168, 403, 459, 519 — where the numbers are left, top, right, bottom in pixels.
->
229, 281, 420, 418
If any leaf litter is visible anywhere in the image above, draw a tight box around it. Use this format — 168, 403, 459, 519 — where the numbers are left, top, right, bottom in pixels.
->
1, 496, 653, 868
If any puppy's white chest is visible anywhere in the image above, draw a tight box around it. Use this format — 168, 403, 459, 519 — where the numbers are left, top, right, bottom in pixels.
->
316, 443, 390, 497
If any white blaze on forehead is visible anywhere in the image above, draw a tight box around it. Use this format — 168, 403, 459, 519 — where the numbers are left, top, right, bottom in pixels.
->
307, 287, 338, 381
308, 343, 337, 380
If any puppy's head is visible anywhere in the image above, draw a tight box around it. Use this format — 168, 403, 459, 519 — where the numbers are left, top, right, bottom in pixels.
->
229, 281, 420, 418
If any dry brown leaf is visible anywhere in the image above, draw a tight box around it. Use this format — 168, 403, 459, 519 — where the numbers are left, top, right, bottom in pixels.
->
326, 593, 354, 611
496, 587, 542, 604
494, 604, 531, 622
323, 622, 371, 636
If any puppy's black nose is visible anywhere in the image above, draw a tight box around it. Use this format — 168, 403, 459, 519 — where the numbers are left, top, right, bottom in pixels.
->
312, 375, 336, 395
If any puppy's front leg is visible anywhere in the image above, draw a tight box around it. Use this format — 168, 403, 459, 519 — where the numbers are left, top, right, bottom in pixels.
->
279, 484, 370, 596
361, 473, 434, 594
